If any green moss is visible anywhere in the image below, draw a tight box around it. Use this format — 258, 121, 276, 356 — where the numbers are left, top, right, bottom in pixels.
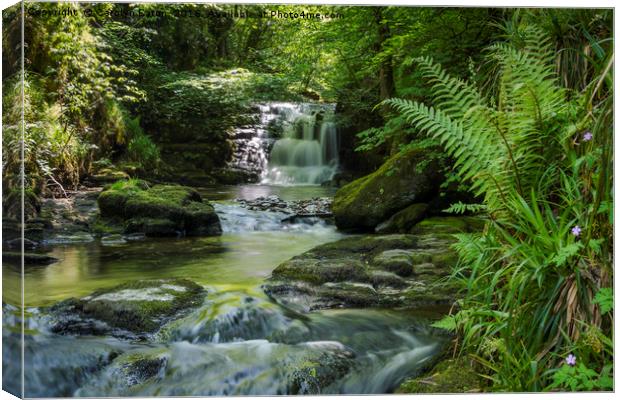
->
333, 148, 442, 231
376, 203, 429, 233
79, 279, 207, 333
272, 259, 369, 285
397, 357, 483, 393
97, 180, 221, 237
91, 217, 124, 236
410, 216, 487, 235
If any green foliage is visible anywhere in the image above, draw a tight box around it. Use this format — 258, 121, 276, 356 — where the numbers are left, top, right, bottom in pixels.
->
443, 202, 487, 215
593, 288, 613, 315
549, 363, 612, 391
387, 23, 612, 391
124, 116, 160, 170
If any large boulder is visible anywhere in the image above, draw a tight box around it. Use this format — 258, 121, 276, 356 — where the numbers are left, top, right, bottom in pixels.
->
49, 278, 207, 337
333, 148, 443, 231
262, 217, 484, 313
97, 180, 222, 237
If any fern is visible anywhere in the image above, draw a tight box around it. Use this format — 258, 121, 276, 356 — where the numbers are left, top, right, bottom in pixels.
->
384, 28, 573, 219
443, 202, 487, 215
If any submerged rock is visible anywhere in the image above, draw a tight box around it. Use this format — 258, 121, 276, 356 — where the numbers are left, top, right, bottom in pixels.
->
76, 339, 355, 397
263, 217, 483, 312
49, 279, 207, 336
2, 330, 128, 398
159, 292, 294, 344
333, 148, 443, 231
97, 180, 222, 237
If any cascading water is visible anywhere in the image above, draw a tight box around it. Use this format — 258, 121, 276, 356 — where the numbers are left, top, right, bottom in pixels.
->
259, 103, 339, 185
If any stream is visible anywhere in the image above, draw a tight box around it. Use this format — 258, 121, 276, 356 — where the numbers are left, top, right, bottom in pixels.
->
2, 184, 446, 397
3, 101, 447, 397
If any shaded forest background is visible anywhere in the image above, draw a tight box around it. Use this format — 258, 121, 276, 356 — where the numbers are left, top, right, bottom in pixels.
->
3, 3, 608, 195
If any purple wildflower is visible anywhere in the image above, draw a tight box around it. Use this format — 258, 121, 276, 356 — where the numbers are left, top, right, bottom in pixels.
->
565, 354, 577, 366
571, 226, 582, 237
582, 132, 593, 142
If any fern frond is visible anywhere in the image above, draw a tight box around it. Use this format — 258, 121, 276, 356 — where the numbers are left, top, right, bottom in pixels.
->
444, 202, 488, 215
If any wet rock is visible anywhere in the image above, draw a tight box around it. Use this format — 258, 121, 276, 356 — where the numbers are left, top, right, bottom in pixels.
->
263, 219, 482, 312
288, 341, 356, 394
2, 332, 126, 398
333, 148, 443, 231
45, 231, 95, 244
4, 237, 39, 250
36, 188, 102, 243
372, 250, 415, 277
159, 293, 294, 343
2, 251, 59, 265
49, 279, 207, 336
87, 168, 130, 185
236, 196, 333, 222
101, 234, 127, 245
97, 180, 222, 237
76, 339, 355, 397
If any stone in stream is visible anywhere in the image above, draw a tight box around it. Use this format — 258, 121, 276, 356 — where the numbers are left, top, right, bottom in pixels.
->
333, 148, 444, 232
49, 279, 207, 337
2, 251, 59, 266
97, 180, 222, 237
159, 292, 295, 344
236, 195, 334, 223
263, 217, 484, 312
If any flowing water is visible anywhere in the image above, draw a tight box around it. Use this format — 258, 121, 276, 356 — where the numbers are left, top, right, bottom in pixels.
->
259, 103, 339, 185
2, 184, 446, 397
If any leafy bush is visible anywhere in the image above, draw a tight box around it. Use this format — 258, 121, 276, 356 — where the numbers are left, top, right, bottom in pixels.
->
387, 26, 612, 391
126, 116, 160, 171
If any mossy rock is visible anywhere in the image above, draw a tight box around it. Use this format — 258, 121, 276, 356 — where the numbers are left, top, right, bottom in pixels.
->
89, 168, 130, 185
50, 279, 207, 335
97, 180, 221, 237
288, 343, 355, 394
375, 203, 429, 234
272, 258, 369, 285
396, 357, 483, 393
410, 216, 486, 235
372, 249, 415, 277
263, 234, 460, 312
333, 148, 443, 231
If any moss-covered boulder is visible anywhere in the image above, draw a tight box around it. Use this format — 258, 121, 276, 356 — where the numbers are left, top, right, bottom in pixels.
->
333, 148, 443, 231
50, 279, 207, 336
97, 180, 221, 237
396, 357, 483, 393
263, 227, 470, 312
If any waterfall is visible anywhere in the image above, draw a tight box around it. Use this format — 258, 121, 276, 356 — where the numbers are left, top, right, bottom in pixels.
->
260, 103, 339, 185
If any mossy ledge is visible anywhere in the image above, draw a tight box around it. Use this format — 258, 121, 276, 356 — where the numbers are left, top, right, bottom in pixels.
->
97, 179, 222, 237
396, 356, 483, 394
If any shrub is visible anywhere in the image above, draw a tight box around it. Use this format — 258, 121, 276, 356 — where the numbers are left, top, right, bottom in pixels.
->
387, 26, 613, 391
